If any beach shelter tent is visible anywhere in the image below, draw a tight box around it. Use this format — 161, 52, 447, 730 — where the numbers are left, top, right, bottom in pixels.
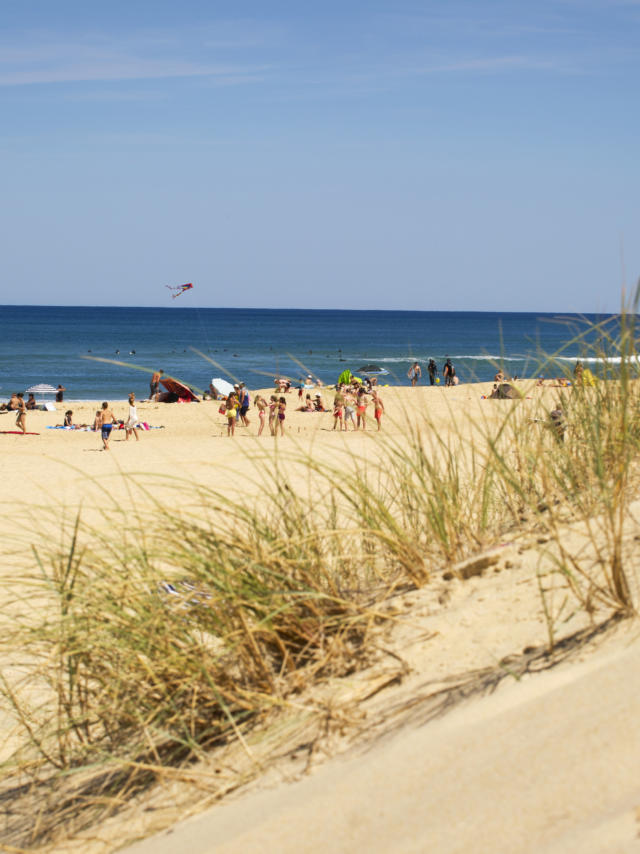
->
160, 377, 200, 402
211, 378, 234, 397
337, 369, 352, 385
25, 383, 58, 396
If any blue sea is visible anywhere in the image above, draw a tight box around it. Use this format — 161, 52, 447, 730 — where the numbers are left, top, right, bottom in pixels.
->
0, 306, 616, 400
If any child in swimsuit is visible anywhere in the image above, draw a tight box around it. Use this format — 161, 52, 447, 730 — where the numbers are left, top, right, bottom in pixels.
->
226, 394, 237, 436
332, 392, 344, 431
98, 401, 116, 450
277, 396, 286, 436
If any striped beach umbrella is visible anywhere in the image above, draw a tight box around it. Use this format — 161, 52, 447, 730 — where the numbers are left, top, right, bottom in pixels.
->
24, 383, 58, 395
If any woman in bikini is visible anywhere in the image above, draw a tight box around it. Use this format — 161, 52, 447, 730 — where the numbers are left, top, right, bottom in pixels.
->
254, 394, 268, 436
277, 396, 286, 437
268, 395, 278, 435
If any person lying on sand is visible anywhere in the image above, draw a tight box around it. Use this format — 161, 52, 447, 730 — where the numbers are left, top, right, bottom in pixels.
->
296, 394, 315, 412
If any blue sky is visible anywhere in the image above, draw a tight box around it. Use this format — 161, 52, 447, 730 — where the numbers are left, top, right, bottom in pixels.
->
1, 0, 638, 311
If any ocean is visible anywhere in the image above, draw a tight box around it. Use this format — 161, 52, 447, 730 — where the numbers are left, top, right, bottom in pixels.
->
0, 305, 615, 400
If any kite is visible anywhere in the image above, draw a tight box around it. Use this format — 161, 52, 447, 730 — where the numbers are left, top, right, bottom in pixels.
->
166, 282, 194, 299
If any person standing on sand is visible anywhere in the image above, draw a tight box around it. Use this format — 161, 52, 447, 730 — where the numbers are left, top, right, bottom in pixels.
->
98, 402, 116, 450
268, 395, 278, 435
427, 359, 438, 385
356, 388, 368, 430
150, 370, 163, 401
332, 390, 344, 431
372, 391, 384, 431
225, 394, 237, 436
254, 395, 268, 435
125, 392, 141, 441
15, 393, 26, 434
55, 384, 66, 403
408, 362, 421, 386
343, 389, 356, 431
238, 384, 250, 427
277, 396, 286, 436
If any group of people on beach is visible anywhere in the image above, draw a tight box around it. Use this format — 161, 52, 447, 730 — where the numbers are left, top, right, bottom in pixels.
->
331, 381, 384, 431
407, 359, 457, 387
215, 375, 386, 437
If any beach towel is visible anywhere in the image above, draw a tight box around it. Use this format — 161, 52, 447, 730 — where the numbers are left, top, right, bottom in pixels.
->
0, 431, 39, 435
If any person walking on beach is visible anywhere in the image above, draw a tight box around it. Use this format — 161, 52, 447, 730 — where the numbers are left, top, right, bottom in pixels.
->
125, 392, 141, 441
408, 362, 421, 387
150, 370, 163, 401
372, 391, 384, 431
55, 384, 66, 403
443, 359, 456, 387
427, 359, 438, 386
98, 402, 116, 450
15, 393, 26, 434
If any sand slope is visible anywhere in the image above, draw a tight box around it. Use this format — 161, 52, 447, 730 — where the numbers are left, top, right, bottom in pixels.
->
126, 633, 640, 854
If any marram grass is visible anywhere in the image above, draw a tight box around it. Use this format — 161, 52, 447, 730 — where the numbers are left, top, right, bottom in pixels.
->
1, 307, 640, 849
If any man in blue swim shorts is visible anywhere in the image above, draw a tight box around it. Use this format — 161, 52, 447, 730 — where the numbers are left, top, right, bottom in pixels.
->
98, 401, 116, 451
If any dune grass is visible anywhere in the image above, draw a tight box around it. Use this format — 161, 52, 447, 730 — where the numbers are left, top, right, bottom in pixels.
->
1, 308, 640, 848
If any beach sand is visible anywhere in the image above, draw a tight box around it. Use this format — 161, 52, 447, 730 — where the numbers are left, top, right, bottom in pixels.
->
1, 381, 639, 853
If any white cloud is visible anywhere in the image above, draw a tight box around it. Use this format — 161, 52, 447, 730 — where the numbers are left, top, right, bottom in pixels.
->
0, 28, 270, 87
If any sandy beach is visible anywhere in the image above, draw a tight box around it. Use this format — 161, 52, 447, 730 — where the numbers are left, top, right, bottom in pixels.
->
1, 380, 639, 853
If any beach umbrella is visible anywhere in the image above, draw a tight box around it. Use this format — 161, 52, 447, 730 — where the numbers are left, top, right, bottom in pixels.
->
210, 378, 234, 396
24, 383, 58, 395
357, 364, 389, 375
